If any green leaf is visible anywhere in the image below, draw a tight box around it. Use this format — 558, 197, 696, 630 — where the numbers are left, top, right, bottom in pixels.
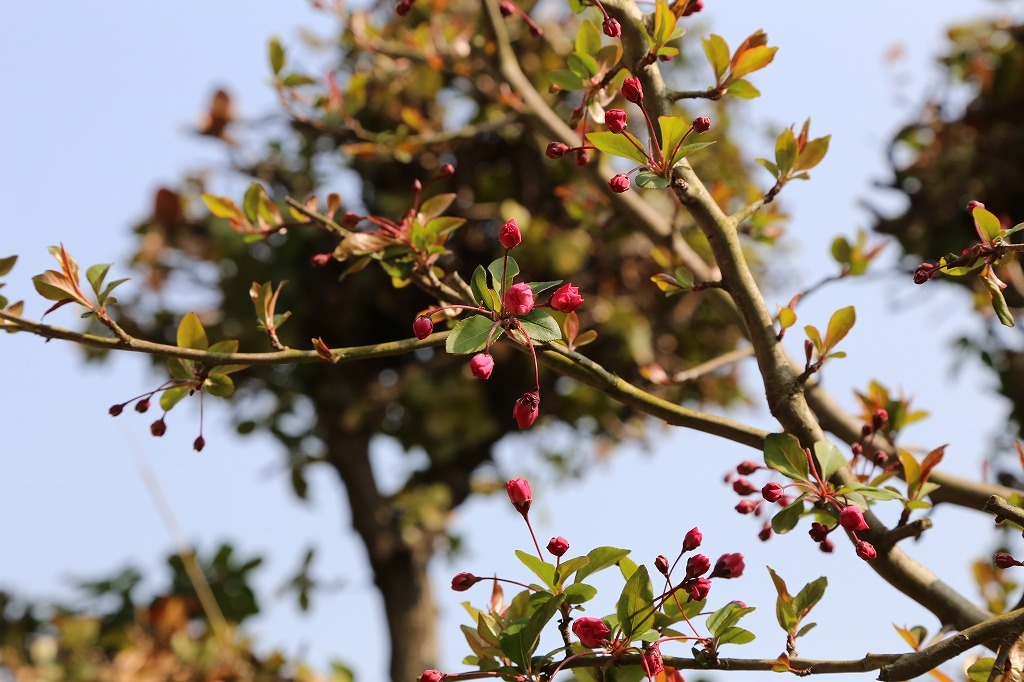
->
663, 595, 705, 622
98, 277, 129, 305
724, 78, 760, 99
652, 0, 676, 45
269, 36, 285, 75
168, 358, 193, 381
0, 255, 16, 278
243, 183, 263, 223
717, 626, 755, 645
563, 583, 597, 604
586, 131, 650, 165
771, 497, 805, 534
567, 52, 599, 79
805, 325, 822, 354
674, 267, 694, 290
177, 311, 209, 350
527, 280, 562, 296
202, 193, 243, 221
576, 19, 602, 56
670, 141, 716, 166
775, 128, 797, 174
983, 274, 1015, 327
973, 207, 1002, 242
616, 565, 654, 640
575, 546, 630, 583
547, 69, 586, 91
794, 135, 830, 172
795, 622, 817, 638
499, 623, 528, 669
966, 657, 995, 682
471, 265, 500, 311
554, 556, 590, 586
520, 593, 564, 664
446, 315, 501, 354
205, 373, 235, 398
517, 309, 561, 342
515, 549, 555, 589
706, 602, 755, 638
208, 339, 239, 354
813, 440, 845, 481
488, 257, 519, 296
32, 270, 84, 304
659, 116, 691, 165
160, 386, 190, 411
778, 307, 796, 329
729, 45, 777, 80
702, 34, 730, 83
617, 556, 639, 580
282, 73, 318, 87
824, 305, 856, 350
763, 433, 810, 482
767, 566, 797, 631
86, 264, 110, 296
419, 193, 456, 221
635, 170, 670, 189
792, 576, 827, 619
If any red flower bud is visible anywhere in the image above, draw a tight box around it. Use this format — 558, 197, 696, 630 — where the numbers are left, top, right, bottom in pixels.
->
470, 353, 494, 380
642, 645, 664, 677
872, 409, 888, 430
498, 0, 514, 16
758, 522, 773, 542
550, 283, 584, 313
608, 174, 630, 193
692, 116, 711, 133
451, 572, 482, 591
819, 539, 834, 553
686, 577, 711, 601
855, 540, 877, 561
438, 163, 455, 178
311, 253, 331, 267
547, 536, 569, 557
681, 0, 703, 15
395, 0, 412, 15
736, 460, 761, 475
193, 435, 206, 452
413, 316, 434, 340
861, 423, 873, 439
777, 495, 793, 507
685, 553, 710, 578
135, 399, 151, 414
602, 17, 621, 38
732, 477, 757, 496
572, 617, 611, 647
499, 219, 522, 250
503, 282, 534, 316
505, 478, 532, 514
683, 527, 702, 551
761, 481, 784, 503
995, 552, 1022, 569
913, 262, 938, 285
150, 419, 167, 437
109, 404, 125, 416
710, 552, 744, 578
655, 554, 670, 576
605, 108, 628, 133
419, 670, 445, 682
575, 148, 591, 166
735, 500, 758, 514
343, 212, 362, 228
621, 77, 643, 104
851, 443, 863, 457
546, 142, 570, 159
809, 522, 830, 543
512, 391, 540, 429
839, 505, 869, 532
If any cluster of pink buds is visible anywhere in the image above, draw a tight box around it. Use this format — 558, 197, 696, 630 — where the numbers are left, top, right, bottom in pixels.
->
651, 527, 744, 609
806, 504, 875, 559
723, 461, 793, 542
545, 141, 596, 167
109, 384, 207, 452
852, 408, 889, 468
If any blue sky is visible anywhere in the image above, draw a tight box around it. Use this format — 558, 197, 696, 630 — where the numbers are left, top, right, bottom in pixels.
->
1, 1, 1020, 680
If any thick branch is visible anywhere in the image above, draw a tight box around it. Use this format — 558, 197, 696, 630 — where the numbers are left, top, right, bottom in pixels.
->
984, 495, 1024, 528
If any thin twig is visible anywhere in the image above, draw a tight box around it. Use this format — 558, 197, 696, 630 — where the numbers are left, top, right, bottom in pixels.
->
671, 346, 754, 384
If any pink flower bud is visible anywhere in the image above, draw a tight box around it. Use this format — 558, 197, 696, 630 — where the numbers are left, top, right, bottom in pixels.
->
761, 482, 784, 502
872, 409, 888, 430
505, 478, 532, 514
499, 219, 522, 250
419, 671, 445, 682
547, 536, 569, 557
602, 17, 621, 38
150, 419, 167, 437
681, 0, 703, 15
498, 0, 514, 15
438, 163, 455, 178
861, 423, 873, 439
855, 540, 877, 561
683, 527, 702, 551
777, 495, 793, 507
451, 572, 482, 591
605, 108, 628, 133
732, 477, 757, 496
512, 391, 540, 429
913, 262, 938, 285
503, 282, 534, 316
655, 554, 670, 576
621, 77, 643, 104
311, 253, 331, 267
413, 316, 434, 340
395, 0, 412, 15
736, 460, 761, 475
758, 522, 773, 542
819, 539, 834, 553
685, 553, 710, 578
735, 500, 758, 514
642, 645, 664, 677
550, 283, 584, 313
809, 522, 830, 543
575, 148, 591, 166
608, 174, 630, 193
546, 142, 569, 159
692, 116, 711, 133
851, 443, 863, 457
572, 617, 611, 648
193, 435, 206, 452
470, 353, 494, 380
710, 553, 744, 579
995, 552, 1022, 569
686, 577, 711, 601
839, 505, 869, 532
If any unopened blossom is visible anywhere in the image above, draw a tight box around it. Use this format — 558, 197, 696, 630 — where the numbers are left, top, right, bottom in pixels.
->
655, 554, 670, 576
683, 527, 702, 551
642, 645, 664, 677
855, 540, 877, 561
503, 282, 534, 316
686, 577, 711, 601
685, 553, 710, 579
547, 536, 569, 557
550, 283, 584, 313
710, 553, 745, 578
621, 77, 643, 104
505, 478, 532, 514
419, 671, 445, 682
692, 116, 711, 133
736, 460, 761, 475
469, 353, 494, 380
573, 617, 611, 647
499, 219, 522, 250
681, 0, 703, 15
762, 482, 784, 503
735, 500, 758, 514
413, 316, 434, 340
603, 17, 621, 38
451, 572, 482, 591
546, 142, 569, 159
512, 391, 540, 429
839, 505, 869, 532
608, 174, 630, 193
605, 108, 627, 133
732, 477, 757, 495
995, 552, 1023, 569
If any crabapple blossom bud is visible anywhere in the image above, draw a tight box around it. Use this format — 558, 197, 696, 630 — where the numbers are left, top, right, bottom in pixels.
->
419, 670, 445, 682
655, 554, 670, 576
809, 522, 830, 543
575, 148, 590, 166
150, 419, 167, 437
643, 645, 664, 677
658, 54, 674, 62
605, 108, 627, 133
413, 316, 434, 340
451, 572, 482, 591
109, 404, 125, 416
710, 553, 745, 578
342, 212, 362, 227
683, 527, 702, 551
135, 399, 151, 414
621, 77, 643, 104
193, 436, 205, 452
681, 0, 703, 15
686, 577, 711, 601
692, 116, 711, 133
470, 353, 494, 380
839, 505, 870, 532
505, 478, 532, 514
498, 0, 514, 15
572, 617, 611, 647
685, 553, 710, 578
438, 163, 455, 178
608, 174, 630, 193
550, 283, 584, 313
547, 536, 569, 557
735, 500, 758, 514
855, 540, 877, 561
995, 552, 1022, 569
872, 409, 888, 430
851, 443, 863, 457
546, 142, 569, 159
311, 253, 331, 267
778, 495, 793, 507
512, 391, 540, 429
395, 0, 412, 15
503, 282, 534, 316
816, 539, 833, 553
762, 481, 784, 503
736, 460, 761, 475
861, 423, 873, 439
732, 477, 757, 495
913, 262, 938, 285
874, 451, 889, 466
499, 219, 522, 250
759, 523, 773, 542
602, 17, 621, 38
